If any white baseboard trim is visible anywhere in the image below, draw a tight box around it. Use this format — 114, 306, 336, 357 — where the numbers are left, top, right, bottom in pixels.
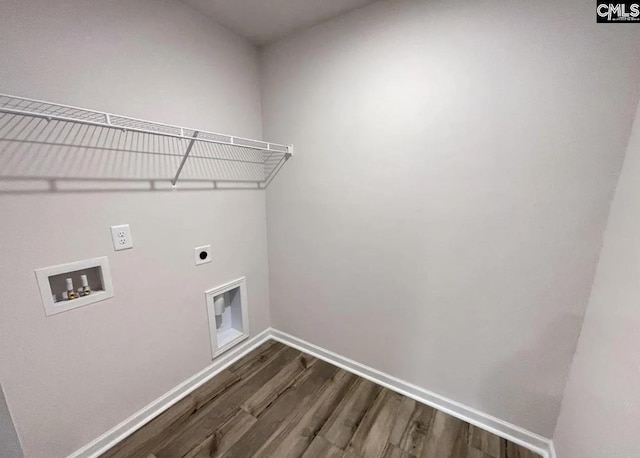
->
69, 327, 556, 458
270, 328, 555, 458
68, 328, 272, 458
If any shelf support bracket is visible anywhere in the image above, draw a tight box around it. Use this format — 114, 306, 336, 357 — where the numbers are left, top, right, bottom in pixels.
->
171, 131, 199, 190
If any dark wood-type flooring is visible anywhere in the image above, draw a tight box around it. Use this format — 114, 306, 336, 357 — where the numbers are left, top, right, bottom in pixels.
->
101, 341, 541, 458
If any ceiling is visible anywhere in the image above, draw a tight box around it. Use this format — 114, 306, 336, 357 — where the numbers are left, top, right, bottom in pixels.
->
182, 0, 377, 46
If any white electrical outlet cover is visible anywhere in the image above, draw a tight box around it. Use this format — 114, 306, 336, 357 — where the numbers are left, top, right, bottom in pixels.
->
110, 224, 133, 251
195, 245, 211, 265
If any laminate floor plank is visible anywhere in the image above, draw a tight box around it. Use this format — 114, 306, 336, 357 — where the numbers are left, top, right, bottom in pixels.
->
101, 340, 542, 458
343, 388, 404, 458
451, 443, 495, 458
101, 369, 241, 458
388, 397, 417, 446
182, 409, 257, 458
420, 410, 467, 458
220, 360, 339, 457
154, 347, 302, 458
319, 377, 383, 449
100, 395, 197, 458
389, 400, 436, 457
381, 443, 412, 458
241, 353, 316, 417
504, 441, 542, 458
227, 341, 286, 377
467, 424, 503, 458
257, 369, 356, 457
301, 436, 344, 458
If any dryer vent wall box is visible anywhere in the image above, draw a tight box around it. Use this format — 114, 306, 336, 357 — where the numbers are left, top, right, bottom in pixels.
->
205, 277, 249, 358
35, 256, 114, 316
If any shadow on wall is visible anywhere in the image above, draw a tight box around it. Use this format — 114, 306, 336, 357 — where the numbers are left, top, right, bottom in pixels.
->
477, 312, 584, 436
0, 381, 23, 458
0, 111, 279, 193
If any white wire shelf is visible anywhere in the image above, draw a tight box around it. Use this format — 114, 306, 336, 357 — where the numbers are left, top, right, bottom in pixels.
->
0, 94, 292, 190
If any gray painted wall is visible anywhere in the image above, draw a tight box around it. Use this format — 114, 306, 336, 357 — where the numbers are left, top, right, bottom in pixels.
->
0, 1, 269, 456
0, 383, 22, 458
260, 0, 640, 436
553, 98, 640, 457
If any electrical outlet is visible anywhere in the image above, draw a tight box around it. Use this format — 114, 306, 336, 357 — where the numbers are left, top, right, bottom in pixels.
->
195, 245, 211, 265
110, 224, 133, 251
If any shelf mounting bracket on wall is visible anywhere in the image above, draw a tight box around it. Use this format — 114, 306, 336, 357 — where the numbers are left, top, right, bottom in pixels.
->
171, 131, 200, 190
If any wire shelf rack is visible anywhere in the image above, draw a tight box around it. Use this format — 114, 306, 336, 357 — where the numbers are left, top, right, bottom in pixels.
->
0, 94, 292, 190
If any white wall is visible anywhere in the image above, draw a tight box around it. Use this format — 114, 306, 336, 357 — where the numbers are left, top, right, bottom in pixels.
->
553, 99, 640, 457
0, 1, 269, 457
261, 0, 640, 436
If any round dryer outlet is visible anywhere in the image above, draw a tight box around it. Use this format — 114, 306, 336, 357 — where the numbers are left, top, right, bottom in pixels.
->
195, 245, 212, 265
